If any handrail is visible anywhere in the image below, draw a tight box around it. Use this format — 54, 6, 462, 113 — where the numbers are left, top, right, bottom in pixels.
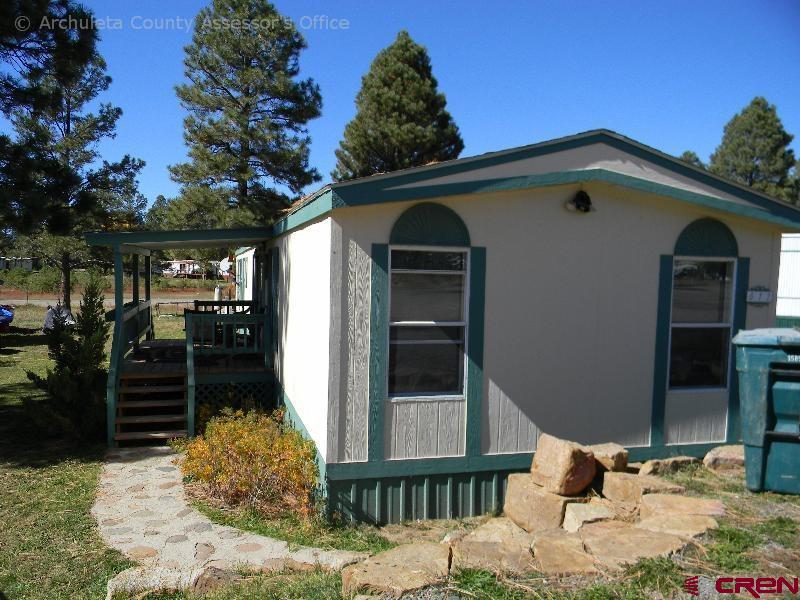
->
106, 298, 153, 445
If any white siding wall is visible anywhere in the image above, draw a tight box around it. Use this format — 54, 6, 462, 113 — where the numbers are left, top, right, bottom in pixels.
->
270, 218, 332, 457
777, 234, 800, 317
237, 248, 255, 301
330, 183, 781, 460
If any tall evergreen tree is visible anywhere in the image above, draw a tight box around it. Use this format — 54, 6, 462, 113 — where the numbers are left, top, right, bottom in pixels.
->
170, 0, 322, 223
11, 52, 144, 310
332, 30, 463, 181
710, 97, 796, 201
0, 0, 97, 233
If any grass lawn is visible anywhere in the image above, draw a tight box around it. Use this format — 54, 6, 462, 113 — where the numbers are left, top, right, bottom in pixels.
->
0, 305, 132, 600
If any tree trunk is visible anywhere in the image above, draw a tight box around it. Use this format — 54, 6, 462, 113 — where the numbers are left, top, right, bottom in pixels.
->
61, 252, 71, 311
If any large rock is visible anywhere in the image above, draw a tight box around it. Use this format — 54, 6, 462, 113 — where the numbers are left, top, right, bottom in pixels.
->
532, 529, 599, 575
639, 494, 725, 519
602, 472, 684, 509
341, 543, 449, 598
579, 520, 686, 570
635, 514, 718, 539
638, 456, 699, 476
503, 473, 584, 532
587, 443, 628, 472
703, 445, 745, 470
530, 433, 596, 495
562, 499, 615, 533
451, 517, 536, 576
190, 566, 245, 595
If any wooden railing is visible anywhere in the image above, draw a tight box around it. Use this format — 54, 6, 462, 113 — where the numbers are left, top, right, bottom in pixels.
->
184, 308, 268, 435
192, 299, 255, 314
106, 300, 152, 445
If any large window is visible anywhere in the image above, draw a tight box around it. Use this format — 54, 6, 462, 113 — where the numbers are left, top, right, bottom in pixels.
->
668, 259, 735, 389
388, 248, 468, 396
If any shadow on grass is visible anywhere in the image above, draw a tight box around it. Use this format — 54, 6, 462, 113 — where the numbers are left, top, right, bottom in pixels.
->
0, 331, 47, 347
0, 397, 106, 469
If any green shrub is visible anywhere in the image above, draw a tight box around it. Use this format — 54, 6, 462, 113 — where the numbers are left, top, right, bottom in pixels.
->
25, 275, 110, 440
182, 409, 319, 520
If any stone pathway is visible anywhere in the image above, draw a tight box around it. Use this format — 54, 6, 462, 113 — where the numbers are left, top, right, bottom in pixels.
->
92, 447, 365, 596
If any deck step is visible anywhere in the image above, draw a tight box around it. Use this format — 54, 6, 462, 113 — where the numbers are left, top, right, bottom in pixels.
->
118, 399, 186, 408
119, 385, 186, 394
114, 430, 187, 441
120, 371, 186, 380
116, 414, 186, 425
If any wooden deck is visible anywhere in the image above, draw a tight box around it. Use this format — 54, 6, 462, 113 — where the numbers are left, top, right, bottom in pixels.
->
122, 339, 271, 378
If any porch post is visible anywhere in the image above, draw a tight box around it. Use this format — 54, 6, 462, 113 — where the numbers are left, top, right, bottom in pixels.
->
132, 254, 139, 304
144, 254, 154, 340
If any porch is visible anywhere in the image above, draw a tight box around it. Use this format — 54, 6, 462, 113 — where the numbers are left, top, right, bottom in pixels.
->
85, 227, 276, 446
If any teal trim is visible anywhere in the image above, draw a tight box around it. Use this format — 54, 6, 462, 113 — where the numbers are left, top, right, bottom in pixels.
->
675, 218, 738, 257
85, 227, 273, 249
327, 453, 533, 481
334, 169, 800, 230
650, 255, 674, 447
234, 246, 254, 257
776, 316, 800, 328
271, 188, 334, 237
368, 244, 389, 462
389, 203, 471, 246
727, 257, 750, 442
466, 247, 486, 457
275, 379, 326, 485
107, 250, 125, 446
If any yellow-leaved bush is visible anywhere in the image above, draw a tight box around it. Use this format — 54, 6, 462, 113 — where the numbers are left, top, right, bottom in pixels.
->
181, 408, 319, 520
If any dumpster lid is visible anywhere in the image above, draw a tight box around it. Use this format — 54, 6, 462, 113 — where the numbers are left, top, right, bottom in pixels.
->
733, 328, 800, 348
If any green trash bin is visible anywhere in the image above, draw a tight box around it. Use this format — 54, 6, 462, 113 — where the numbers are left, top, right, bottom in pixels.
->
733, 328, 800, 494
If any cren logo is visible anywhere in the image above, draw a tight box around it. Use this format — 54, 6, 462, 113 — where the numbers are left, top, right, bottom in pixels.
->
684, 575, 700, 596
715, 577, 799, 598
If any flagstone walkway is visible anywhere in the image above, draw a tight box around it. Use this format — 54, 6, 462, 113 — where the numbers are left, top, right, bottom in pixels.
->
92, 447, 366, 595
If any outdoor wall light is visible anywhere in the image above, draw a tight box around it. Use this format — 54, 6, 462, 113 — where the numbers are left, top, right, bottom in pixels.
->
565, 190, 594, 213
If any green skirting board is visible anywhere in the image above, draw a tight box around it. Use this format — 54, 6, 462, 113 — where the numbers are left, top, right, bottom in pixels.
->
776, 316, 800, 328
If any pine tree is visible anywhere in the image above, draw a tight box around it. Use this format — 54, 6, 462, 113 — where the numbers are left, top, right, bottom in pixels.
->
710, 97, 796, 201
27, 273, 110, 440
170, 0, 322, 223
332, 30, 463, 181
0, 0, 97, 233
10, 53, 144, 310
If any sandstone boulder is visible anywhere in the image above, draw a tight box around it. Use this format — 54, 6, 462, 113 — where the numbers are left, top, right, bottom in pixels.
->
635, 514, 718, 539
703, 445, 745, 470
532, 529, 598, 575
587, 443, 628, 472
451, 517, 536, 576
530, 433, 596, 495
602, 472, 684, 509
579, 520, 686, 570
562, 499, 615, 533
638, 456, 699, 476
341, 542, 449, 598
504, 473, 584, 532
639, 494, 725, 519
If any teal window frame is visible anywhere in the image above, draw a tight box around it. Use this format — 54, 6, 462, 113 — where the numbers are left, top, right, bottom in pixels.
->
369, 203, 486, 463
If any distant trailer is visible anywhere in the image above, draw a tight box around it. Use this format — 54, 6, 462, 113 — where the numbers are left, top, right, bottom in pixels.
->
0, 257, 40, 272
777, 234, 800, 327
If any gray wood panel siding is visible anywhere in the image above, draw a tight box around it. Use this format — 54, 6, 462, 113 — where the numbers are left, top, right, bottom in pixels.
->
339, 239, 371, 462
385, 399, 466, 459
664, 392, 727, 444
326, 222, 343, 463
483, 380, 540, 454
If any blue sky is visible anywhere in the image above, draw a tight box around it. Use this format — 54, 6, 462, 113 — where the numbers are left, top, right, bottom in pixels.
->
39, 0, 800, 203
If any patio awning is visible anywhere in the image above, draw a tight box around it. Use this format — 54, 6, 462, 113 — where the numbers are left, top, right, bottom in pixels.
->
85, 227, 274, 251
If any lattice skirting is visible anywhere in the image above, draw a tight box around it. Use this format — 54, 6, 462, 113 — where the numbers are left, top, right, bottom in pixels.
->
196, 380, 275, 410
